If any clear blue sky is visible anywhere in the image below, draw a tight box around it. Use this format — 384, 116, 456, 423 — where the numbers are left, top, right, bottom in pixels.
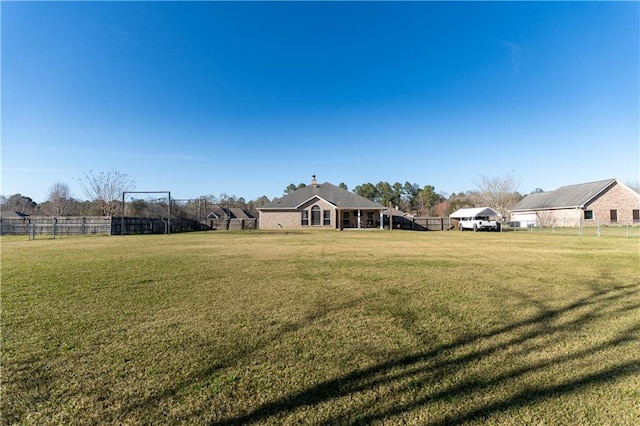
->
2, 1, 638, 203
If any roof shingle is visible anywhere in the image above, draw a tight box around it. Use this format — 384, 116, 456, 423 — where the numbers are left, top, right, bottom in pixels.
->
511, 179, 617, 211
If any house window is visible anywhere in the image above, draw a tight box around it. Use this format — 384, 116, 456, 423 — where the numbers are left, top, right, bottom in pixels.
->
301, 210, 309, 226
342, 211, 350, 227
633, 210, 639, 223
311, 206, 321, 226
584, 210, 594, 220
610, 210, 617, 223
323, 210, 331, 226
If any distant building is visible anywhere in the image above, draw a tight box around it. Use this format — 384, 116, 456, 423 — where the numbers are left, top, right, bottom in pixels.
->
206, 204, 254, 220
205, 204, 255, 230
257, 177, 385, 230
509, 178, 640, 227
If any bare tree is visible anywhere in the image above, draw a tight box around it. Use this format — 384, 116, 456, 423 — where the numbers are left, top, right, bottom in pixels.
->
625, 180, 640, 190
473, 172, 523, 218
536, 210, 557, 228
80, 170, 135, 216
43, 181, 74, 216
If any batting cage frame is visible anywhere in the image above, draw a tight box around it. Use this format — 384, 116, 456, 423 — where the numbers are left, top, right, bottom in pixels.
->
120, 191, 172, 235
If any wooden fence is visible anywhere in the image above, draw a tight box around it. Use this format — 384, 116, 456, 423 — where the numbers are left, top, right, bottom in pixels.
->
112, 217, 205, 235
389, 216, 455, 231
208, 218, 258, 230
1, 216, 112, 237
1, 216, 258, 237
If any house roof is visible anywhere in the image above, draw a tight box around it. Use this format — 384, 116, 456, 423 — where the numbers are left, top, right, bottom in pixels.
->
449, 207, 502, 218
510, 178, 618, 211
207, 204, 254, 219
0, 210, 30, 218
258, 182, 385, 210
383, 207, 414, 218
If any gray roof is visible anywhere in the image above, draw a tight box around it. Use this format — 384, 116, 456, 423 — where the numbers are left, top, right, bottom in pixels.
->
511, 178, 617, 211
0, 210, 30, 218
207, 204, 254, 219
259, 182, 385, 210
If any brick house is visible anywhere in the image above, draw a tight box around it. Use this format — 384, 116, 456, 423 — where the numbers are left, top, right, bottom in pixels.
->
257, 177, 385, 230
509, 178, 640, 227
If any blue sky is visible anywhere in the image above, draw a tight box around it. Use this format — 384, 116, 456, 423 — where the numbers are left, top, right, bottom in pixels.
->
2, 1, 638, 203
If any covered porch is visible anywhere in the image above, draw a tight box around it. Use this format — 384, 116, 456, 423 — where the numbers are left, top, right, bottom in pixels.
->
338, 208, 384, 229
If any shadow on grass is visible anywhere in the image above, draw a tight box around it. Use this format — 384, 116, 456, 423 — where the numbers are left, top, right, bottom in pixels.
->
111, 298, 364, 419
209, 284, 640, 425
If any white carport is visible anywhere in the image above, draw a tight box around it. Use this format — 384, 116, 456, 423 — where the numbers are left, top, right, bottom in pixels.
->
449, 207, 502, 219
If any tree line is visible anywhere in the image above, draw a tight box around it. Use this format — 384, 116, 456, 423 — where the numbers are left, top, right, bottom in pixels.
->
283, 173, 523, 218
1, 170, 524, 219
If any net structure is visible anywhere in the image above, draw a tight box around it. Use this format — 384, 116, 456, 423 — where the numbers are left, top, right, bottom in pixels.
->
117, 192, 206, 235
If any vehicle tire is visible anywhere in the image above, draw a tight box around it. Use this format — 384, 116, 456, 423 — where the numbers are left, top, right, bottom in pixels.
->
473, 224, 478, 232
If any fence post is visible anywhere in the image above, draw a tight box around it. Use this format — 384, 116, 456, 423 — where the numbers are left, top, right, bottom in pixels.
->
579, 217, 583, 236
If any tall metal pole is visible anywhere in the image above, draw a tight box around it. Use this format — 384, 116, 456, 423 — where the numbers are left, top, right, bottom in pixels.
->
121, 192, 125, 235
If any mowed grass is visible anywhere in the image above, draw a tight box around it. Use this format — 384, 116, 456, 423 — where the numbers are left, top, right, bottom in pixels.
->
2, 230, 639, 425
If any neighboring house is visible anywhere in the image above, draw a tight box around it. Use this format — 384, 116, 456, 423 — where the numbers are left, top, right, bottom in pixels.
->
205, 204, 255, 230
383, 207, 415, 230
206, 204, 254, 220
509, 178, 640, 228
258, 177, 385, 229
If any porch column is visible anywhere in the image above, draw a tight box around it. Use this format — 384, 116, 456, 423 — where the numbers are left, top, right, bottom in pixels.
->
357, 210, 361, 229
380, 210, 383, 229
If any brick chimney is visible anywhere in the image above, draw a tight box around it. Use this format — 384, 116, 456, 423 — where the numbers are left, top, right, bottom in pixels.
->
311, 175, 317, 185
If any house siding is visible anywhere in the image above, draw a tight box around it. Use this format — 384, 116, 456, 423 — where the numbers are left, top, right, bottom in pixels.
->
259, 210, 304, 229
513, 208, 583, 227
585, 182, 640, 224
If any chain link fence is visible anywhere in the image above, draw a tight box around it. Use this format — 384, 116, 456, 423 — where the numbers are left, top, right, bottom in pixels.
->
504, 220, 639, 238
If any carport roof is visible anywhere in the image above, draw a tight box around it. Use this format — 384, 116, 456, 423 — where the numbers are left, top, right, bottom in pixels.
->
449, 207, 502, 218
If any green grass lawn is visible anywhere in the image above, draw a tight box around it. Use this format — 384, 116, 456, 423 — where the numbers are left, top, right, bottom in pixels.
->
2, 230, 639, 425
